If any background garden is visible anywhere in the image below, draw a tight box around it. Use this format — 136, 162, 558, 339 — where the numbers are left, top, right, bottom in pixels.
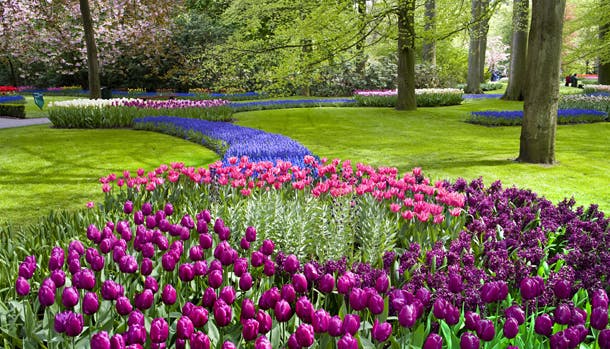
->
1, 0, 610, 348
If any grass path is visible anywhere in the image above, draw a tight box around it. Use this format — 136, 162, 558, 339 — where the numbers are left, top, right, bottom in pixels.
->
234, 98, 610, 211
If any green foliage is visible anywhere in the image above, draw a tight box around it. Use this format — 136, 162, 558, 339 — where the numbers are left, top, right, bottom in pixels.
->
354, 91, 463, 107
0, 104, 26, 118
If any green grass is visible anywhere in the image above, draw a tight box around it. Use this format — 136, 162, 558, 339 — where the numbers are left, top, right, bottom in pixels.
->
234, 98, 610, 212
0, 125, 219, 227
20, 95, 75, 118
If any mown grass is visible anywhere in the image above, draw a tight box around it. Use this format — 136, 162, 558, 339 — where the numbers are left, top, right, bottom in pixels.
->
234, 98, 610, 212
0, 125, 219, 227
20, 95, 75, 118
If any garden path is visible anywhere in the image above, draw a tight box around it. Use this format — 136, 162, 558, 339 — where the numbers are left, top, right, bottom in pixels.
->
0, 117, 50, 129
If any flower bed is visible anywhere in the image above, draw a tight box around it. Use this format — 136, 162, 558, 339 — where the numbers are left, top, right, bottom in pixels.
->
0, 85, 18, 95
463, 94, 503, 99
584, 85, 610, 94
467, 109, 608, 126
0, 95, 25, 104
230, 98, 356, 112
353, 89, 463, 107
48, 98, 233, 128
133, 116, 314, 167
559, 94, 610, 114
5, 166, 610, 348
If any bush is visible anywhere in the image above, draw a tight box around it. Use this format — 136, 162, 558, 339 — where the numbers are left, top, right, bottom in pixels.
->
353, 89, 463, 107
480, 82, 504, 91
0, 104, 26, 118
467, 109, 608, 126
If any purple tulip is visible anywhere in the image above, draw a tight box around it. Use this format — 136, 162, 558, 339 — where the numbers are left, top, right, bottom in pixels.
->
591, 307, 609, 330
476, 319, 495, 341
182, 301, 195, 317
295, 323, 315, 347
535, 313, 554, 336
161, 284, 177, 305
202, 287, 217, 308
465, 311, 481, 331
423, 333, 443, 349
217, 286, 235, 305
177, 316, 194, 339
555, 304, 572, 325
213, 299, 233, 327
209, 259, 222, 272
116, 296, 133, 316
505, 305, 525, 325
83, 292, 100, 315
189, 306, 209, 328
433, 298, 448, 320
69, 240, 85, 255
281, 284, 297, 303
599, 329, 610, 349
15, 277, 30, 296
245, 226, 257, 242
91, 331, 111, 349
342, 314, 360, 335
571, 307, 587, 326
208, 269, 223, 289
295, 297, 315, 323
318, 274, 335, 293
222, 341, 237, 349
503, 317, 519, 339
328, 315, 343, 337
144, 276, 159, 293
292, 273, 307, 293
61, 286, 79, 308
375, 273, 389, 294
337, 274, 353, 295
161, 253, 177, 272
241, 298, 257, 320
263, 259, 275, 276
74, 268, 96, 290
593, 289, 610, 309
251, 251, 265, 267
163, 202, 173, 215
368, 292, 385, 315
240, 238, 250, 250
287, 334, 300, 349
445, 304, 460, 325
254, 335, 272, 349
260, 239, 274, 255
399, 304, 418, 328
337, 333, 358, 349
553, 279, 572, 299
65, 312, 84, 337
150, 318, 169, 343
146, 216, 157, 229
372, 319, 392, 342
141, 202, 152, 216
550, 331, 570, 349
312, 309, 330, 333
189, 245, 204, 261
520, 277, 543, 300
284, 254, 300, 274
199, 233, 213, 249
54, 311, 70, 333
127, 324, 146, 345
194, 260, 208, 276
101, 280, 123, 301
448, 272, 463, 293
304, 262, 320, 282
348, 287, 367, 311
257, 310, 272, 334
50, 269, 66, 287
119, 255, 138, 274
18, 261, 35, 279
274, 299, 293, 322
87, 224, 102, 243
178, 263, 195, 282
242, 319, 260, 341
134, 289, 154, 310
128, 310, 145, 327
460, 332, 480, 349
110, 333, 125, 349
259, 287, 280, 310
190, 331, 211, 349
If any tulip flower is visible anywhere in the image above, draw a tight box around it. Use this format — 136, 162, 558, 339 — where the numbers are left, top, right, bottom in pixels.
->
375, 273, 389, 294
110, 333, 125, 349
177, 316, 194, 339
599, 329, 610, 349
318, 274, 335, 293
304, 262, 320, 281
127, 324, 146, 345
520, 276, 543, 300
505, 305, 525, 325
476, 319, 495, 341
245, 226, 257, 242
461, 332, 480, 349
328, 315, 343, 337
295, 323, 315, 347
263, 259, 275, 276
101, 280, 123, 301
423, 333, 443, 349
555, 304, 572, 325
465, 311, 480, 331
503, 317, 519, 339
257, 310, 273, 334
312, 309, 330, 333
54, 311, 70, 333
296, 297, 314, 323
550, 331, 571, 349
83, 291, 100, 315
292, 273, 308, 293
208, 269, 223, 289
213, 299, 233, 327
372, 319, 392, 342
222, 341, 237, 349
116, 296, 133, 316
553, 279, 572, 299
134, 289, 154, 310
591, 307, 609, 330
190, 331, 211, 349
261, 240, 274, 255
65, 312, 84, 337
15, 277, 30, 296
38, 285, 56, 307
448, 272, 463, 293
342, 314, 360, 335
202, 287, 217, 308
274, 299, 293, 322
50, 269, 66, 287
254, 335, 272, 349
91, 331, 111, 349
593, 289, 609, 309
242, 319, 260, 341
189, 306, 209, 328
337, 333, 358, 349
284, 254, 300, 274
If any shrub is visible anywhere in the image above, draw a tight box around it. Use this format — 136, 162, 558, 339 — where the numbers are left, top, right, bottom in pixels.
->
479, 82, 504, 91
0, 104, 26, 118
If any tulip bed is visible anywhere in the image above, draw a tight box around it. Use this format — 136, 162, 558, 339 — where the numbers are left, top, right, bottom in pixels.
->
48, 98, 233, 128
467, 109, 608, 126
558, 94, 610, 114
353, 89, 464, 107
5, 154, 610, 349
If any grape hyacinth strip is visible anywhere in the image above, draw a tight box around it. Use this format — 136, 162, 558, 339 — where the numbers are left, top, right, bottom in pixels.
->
134, 116, 313, 166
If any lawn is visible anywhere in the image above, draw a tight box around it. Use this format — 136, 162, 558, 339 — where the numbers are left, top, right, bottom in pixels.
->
21, 95, 75, 118
234, 98, 610, 212
0, 125, 218, 227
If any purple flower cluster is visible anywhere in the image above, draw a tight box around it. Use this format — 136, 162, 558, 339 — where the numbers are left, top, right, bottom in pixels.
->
0, 95, 25, 104
133, 116, 313, 167
469, 109, 608, 126
112, 98, 229, 109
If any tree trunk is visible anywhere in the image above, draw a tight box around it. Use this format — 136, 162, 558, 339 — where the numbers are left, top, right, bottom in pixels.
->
79, 0, 101, 99
422, 0, 436, 66
396, 0, 416, 111
479, 33, 488, 83
502, 0, 529, 100
465, 0, 483, 94
599, 23, 610, 84
356, 0, 367, 77
479, 0, 490, 84
7, 57, 18, 87
518, 0, 566, 164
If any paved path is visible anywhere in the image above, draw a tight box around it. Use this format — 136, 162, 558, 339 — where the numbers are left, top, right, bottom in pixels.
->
0, 117, 50, 129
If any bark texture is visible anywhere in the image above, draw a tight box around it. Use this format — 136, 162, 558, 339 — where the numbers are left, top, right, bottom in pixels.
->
396, 0, 416, 111
465, 0, 488, 93
599, 23, 610, 84
422, 0, 436, 66
518, 0, 566, 164
503, 0, 529, 101
79, 0, 101, 99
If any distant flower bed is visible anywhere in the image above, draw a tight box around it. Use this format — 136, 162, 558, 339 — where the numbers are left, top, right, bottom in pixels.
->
559, 94, 610, 114
48, 98, 232, 128
0, 86, 17, 95
467, 109, 608, 126
0, 95, 25, 104
134, 116, 313, 166
583, 85, 610, 94
353, 89, 463, 107
231, 98, 356, 112
463, 94, 503, 99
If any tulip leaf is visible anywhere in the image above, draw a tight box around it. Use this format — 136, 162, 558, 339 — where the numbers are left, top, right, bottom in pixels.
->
359, 335, 375, 349
411, 323, 425, 347
207, 320, 220, 345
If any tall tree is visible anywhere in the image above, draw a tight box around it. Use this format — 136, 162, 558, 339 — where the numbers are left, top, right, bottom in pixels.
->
518, 0, 566, 164
465, 0, 490, 93
502, 0, 529, 100
478, 0, 490, 84
79, 0, 101, 98
599, 22, 610, 84
396, 0, 417, 110
422, 0, 436, 66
